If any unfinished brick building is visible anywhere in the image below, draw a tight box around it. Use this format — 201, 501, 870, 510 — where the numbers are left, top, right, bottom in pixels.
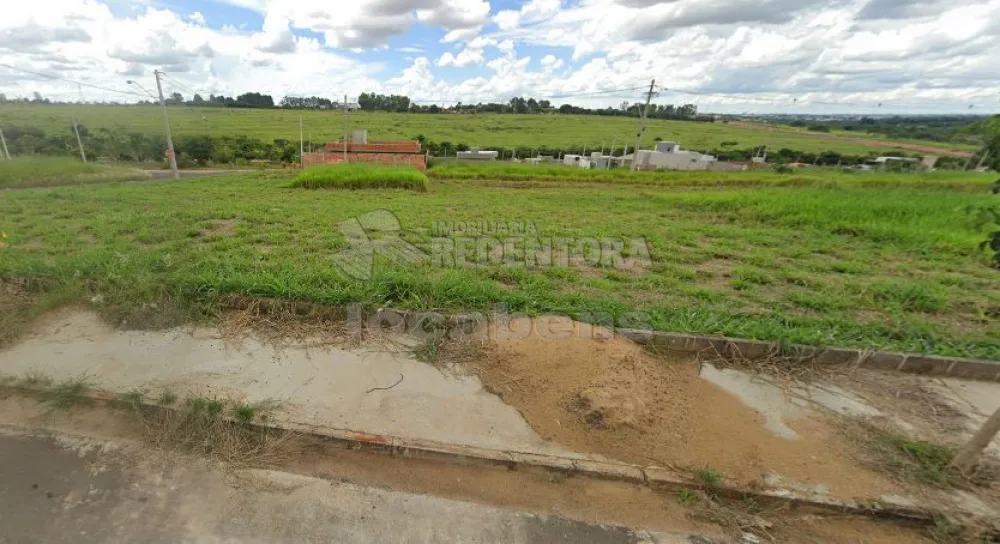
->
303, 130, 427, 170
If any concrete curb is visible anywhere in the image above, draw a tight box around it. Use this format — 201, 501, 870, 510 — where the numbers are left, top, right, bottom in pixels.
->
615, 329, 1000, 383
221, 298, 1000, 382
380, 307, 1000, 382
17, 384, 935, 528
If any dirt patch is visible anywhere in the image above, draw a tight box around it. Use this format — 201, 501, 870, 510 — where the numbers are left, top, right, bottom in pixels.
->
0, 279, 39, 348
452, 316, 899, 501
199, 218, 240, 238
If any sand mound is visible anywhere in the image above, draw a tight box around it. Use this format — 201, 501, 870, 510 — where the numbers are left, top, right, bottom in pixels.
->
463, 316, 896, 500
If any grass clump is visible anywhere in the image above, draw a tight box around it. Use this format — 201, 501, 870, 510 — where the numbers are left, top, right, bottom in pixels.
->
695, 468, 723, 487
0, 156, 149, 189
292, 164, 428, 190
44, 375, 94, 410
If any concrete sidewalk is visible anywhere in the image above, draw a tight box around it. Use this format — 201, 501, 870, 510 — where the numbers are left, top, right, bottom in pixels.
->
0, 428, 699, 544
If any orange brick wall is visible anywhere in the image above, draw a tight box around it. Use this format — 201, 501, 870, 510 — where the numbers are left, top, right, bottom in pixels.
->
323, 141, 422, 153
303, 151, 427, 170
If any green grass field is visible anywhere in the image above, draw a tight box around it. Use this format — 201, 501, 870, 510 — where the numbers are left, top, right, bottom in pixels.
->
427, 161, 996, 190
1, 169, 997, 359
293, 164, 428, 190
0, 103, 974, 156
0, 156, 149, 189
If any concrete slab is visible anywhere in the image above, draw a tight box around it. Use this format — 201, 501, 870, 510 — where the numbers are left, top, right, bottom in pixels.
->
0, 310, 587, 459
698, 364, 883, 440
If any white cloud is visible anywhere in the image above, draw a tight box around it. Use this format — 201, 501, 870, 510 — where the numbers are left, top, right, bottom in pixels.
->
493, 10, 521, 30
493, 0, 562, 30
0, 0, 998, 114
541, 54, 565, 70
263, 0, 491, 49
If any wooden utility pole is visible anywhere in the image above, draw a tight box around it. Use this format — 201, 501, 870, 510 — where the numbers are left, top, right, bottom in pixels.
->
632, 79, 656, 171
951, 407, 1000, 475
72, 120, 86, 162
0, 127, 10, 159
153, 70, 179, 179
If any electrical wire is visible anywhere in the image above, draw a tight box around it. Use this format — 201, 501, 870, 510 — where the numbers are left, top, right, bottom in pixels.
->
0, 62, 147, 99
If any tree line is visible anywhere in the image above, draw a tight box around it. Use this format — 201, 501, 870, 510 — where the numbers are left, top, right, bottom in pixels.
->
0, 121, 939, 170
1, 91, 708, 120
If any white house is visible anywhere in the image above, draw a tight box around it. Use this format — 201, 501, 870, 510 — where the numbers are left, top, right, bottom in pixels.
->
620, 141, 718, 171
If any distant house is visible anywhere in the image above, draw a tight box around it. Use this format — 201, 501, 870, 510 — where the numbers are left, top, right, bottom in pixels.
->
302, 129, 426, 169
867, 156, 919, 168
619, 141, 718, 171
456, 150, 499, 161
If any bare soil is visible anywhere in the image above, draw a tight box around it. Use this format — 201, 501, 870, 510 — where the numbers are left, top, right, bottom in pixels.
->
454, 317, 900, 501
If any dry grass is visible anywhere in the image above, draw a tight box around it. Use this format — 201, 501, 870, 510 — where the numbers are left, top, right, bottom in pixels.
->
694, 340, 847, 386
114, 390, 298, 469
217, 296, 353, 350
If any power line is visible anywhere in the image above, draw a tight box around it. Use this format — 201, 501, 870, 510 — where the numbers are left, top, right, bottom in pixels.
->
0, 62, 147, 99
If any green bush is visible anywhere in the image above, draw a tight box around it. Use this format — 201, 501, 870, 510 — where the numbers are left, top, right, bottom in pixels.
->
291, 164, 428, 191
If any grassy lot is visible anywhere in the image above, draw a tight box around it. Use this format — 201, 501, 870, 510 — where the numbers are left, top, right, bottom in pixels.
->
1, 170, 998, 359
0, 103, 973, 156
293, 164, 428, 190
427, 162, 997, 190
0, 156, 149, 189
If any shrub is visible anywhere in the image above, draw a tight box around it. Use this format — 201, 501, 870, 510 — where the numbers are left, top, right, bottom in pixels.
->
291, 164, 428, 191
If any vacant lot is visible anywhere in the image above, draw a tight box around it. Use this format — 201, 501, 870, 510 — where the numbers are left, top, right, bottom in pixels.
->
1, 171, 998, 359
0, 156, 149, 189
0, 104, 975, 156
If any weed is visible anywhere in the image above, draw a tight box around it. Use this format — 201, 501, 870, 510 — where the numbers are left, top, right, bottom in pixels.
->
233, 403, 256, 423
158, 390, 179, 405
677, 489, 697, 505
44, 376, 93, 410
842, 420, 958, 488
21, 370, 53, 388
695, 468, 723, 487
112, 390, 144, 410
412, 335, 445, 365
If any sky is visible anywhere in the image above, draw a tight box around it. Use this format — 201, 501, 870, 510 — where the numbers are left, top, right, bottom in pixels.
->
0, 0, 999, 114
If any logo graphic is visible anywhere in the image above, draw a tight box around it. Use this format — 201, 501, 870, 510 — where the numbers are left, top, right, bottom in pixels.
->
332, 210, 654, 280
332, 210, 428, 280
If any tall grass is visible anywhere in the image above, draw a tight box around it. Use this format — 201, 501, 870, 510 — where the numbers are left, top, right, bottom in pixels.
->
292, 164, 428, 190
427, 161, 995, 190
1, 172, 997, 359
0, 156, 149, 189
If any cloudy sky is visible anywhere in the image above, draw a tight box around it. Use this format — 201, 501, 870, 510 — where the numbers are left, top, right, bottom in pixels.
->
1, 0, 999, 113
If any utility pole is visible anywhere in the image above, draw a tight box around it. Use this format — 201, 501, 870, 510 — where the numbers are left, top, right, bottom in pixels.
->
343, 94, 349, 163
153, 70, 179, 179
72, 120, 86, 162
632, 79, 656, 171
975, 150, 991, 171
73, 84, 87, 163
299, 114, 304, 169
0, 127, 10, 159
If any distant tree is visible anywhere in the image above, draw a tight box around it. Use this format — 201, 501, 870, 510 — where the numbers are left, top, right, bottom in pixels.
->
191, 94, 205, 105
167, 92, 184, 105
